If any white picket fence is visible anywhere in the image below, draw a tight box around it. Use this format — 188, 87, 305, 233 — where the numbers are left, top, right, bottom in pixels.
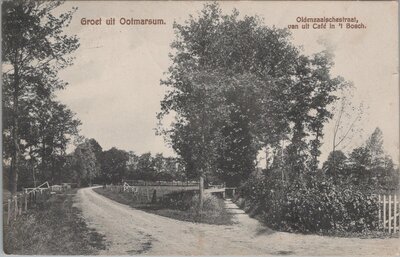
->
378, 194, 400, 233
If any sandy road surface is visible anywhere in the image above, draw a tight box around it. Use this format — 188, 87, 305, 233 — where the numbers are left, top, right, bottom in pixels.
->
75, 187, 399, 255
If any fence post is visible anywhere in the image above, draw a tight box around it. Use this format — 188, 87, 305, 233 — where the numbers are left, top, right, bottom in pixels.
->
388, 195, 392, 233
24, 193, 28, 212
378, 195, 381, 227
14, 197, 18, 220
7, 199, 11, 225
18, 196, 22, 216
394, 194, 397, 233
383, 195, 387, 230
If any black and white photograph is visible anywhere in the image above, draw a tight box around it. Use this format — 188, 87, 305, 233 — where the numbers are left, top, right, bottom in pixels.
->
1, 0, 399, 255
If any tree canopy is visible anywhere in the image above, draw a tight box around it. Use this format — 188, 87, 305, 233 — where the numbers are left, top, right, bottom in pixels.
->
158, 3, 347, 186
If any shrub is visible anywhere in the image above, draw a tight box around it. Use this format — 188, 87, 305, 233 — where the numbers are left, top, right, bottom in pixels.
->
158, 190, 197, 210
159, 191, 225, 213
239, 172, 379, 234
189, 194, 225, 213
157, 191, 233, 224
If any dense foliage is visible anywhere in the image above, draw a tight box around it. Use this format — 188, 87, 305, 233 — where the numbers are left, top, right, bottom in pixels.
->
158, 3, 347, 186
60, 141, 187, 186
239, 128, 398, 234
158, 191, 232, 224
240, 172, 380, 233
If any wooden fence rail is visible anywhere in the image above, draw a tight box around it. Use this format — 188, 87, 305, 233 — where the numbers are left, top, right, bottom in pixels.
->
105, 183, 199, 203
378, 194, 399, 233
4, 189, 52, 224
3, 182, 55, 225
123, 180, 199, 187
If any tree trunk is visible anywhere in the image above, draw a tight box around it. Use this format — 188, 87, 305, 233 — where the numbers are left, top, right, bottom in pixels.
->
32, 165, 37, 187
10, 155, 18, 194
281, 139, 285, 182
199, 174, 204, 210
10, 64, 20, 195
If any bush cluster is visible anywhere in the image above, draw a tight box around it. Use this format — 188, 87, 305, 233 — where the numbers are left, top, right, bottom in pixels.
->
157, 190, 232, 224
159, 190, 225, 212
158, 190, 197, 210
189, 194, 225, 214
239, 172, 379, 233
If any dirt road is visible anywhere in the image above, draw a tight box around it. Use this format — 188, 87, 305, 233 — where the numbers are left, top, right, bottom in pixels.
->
75, 187, 399, 255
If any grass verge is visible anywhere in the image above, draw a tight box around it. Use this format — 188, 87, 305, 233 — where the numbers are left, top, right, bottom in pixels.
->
93, 187, 234, 225
3, 189, 106, 255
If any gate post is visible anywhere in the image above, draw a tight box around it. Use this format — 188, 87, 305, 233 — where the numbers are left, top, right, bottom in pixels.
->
14, 197, 18, 220
383, 195, 386, 230
388, 195, 392, 233
378, 194, 381, 228
7, 199, 11, 224
394, 195, 397, 233
24, 193, 28, 212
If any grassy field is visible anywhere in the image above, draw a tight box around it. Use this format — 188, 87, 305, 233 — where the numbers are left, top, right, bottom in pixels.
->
3, 189, 106, 255
93, 187, 234, 225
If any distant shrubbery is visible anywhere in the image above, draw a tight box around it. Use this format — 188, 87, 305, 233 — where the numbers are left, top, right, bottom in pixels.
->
158, 191, 232, 225
239, 172, 380, 234
158, 190, 197, 210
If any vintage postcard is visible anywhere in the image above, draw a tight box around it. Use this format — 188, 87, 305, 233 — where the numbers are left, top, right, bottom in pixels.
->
2, 0, 399, 255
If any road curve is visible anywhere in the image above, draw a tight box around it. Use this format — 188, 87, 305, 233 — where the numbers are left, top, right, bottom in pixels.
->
75, 187, 399, 255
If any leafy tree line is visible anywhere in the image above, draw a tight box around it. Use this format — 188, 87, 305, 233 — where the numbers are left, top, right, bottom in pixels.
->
2, 0, 80, 193
13, 136, 187, 189
64, 139, 186, 187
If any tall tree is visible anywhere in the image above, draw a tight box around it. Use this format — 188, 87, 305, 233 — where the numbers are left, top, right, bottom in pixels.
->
100, 148, 129, 184
347, 127, 397, 190
322, 150, 349, 183
21, 98, 80, 184
136, 152, 156, 180
158, 3, 346, 200
284, 51, 346, 180
365, 127, 385, 169
329, 87, 364, 173
159, 71, 232, 208
88, 138, 103, 162
331, 89, 364, 153
2, 0, 79, 193
72, 139, 100, 187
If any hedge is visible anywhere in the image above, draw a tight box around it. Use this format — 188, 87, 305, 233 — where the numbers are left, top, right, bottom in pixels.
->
239, 172, 379, 233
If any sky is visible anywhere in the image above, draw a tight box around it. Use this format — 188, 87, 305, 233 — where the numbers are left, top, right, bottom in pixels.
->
56, 1, 399, 166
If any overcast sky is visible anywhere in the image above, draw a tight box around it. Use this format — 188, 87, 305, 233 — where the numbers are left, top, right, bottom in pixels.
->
56, 1, 399, 165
